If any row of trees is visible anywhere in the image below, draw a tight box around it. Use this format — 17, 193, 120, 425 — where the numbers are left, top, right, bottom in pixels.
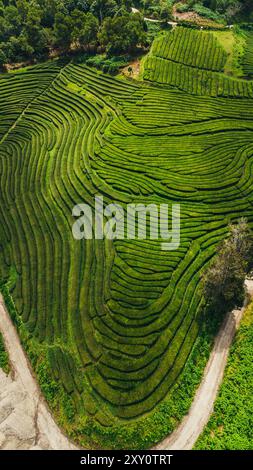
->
0, 1, 148, 67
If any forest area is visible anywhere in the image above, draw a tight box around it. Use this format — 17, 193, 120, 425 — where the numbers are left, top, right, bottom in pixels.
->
0, 1, 253, 68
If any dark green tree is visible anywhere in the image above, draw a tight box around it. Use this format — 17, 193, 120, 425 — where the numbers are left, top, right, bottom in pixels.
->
78, 12, 98, 49
0, 47, 7, 69
203, 218, 253, 310
3, 4, 22, 36
53, 11, 73, 49
91, 0, 117, 23
99, 12, 147, 54
71, 9, 98, 48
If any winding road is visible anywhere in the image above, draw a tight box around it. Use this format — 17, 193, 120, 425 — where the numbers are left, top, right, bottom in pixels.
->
153, 279, 253, 450
0, 280, 252, 449
0, 294, 77, 450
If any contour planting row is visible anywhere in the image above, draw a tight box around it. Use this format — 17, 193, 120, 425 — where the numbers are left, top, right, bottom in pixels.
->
144, 55, 253, 97
0, 62, 62, 142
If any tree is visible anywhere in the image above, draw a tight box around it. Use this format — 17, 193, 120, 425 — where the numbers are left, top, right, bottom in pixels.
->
0, 48, 7, 69
228, 218, 253, 270
71, 8, 88, 44
239, 0, 253, 15
78, 12, 98, 49
3, 5, 22, 36
160, 1, 173, 21
24, 3, 48, 56
91, 0, 117, 23
0, 16, 10, 42
71, 9, 98, 49
1, 34, 34, 62
37, 0, 61, 27
98, 12, 147, 54
53, 12, 72, 50
204, 0, 253, 16
203, 218, 253, 310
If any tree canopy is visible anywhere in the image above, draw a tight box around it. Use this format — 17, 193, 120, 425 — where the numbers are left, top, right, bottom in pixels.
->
0, 0, 253, 67
203, 218, 253, 311
98, 12, 146, 54
0, 0, 147, 65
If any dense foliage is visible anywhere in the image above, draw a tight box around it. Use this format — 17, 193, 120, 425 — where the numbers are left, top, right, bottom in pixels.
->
0, 333, 9, 374
196, 301, 253, 449
1, 1, 253, 67
175, 0, 253, 22
135, 0, 173, 20
203, 218, 253, 311
0, 0, 147, 65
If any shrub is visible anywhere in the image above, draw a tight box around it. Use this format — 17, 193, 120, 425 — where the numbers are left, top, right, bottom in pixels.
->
0, 333, 9, 374
193, 3, 225, 22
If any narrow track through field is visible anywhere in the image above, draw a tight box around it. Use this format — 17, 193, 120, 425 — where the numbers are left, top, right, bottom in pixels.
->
154, 279, 253, 450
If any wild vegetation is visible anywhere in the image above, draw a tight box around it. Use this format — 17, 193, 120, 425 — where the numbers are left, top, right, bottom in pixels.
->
0, 19, 253, 448
174, 1, 253, 23
203, 218, 253, 311
0, 333, 9, 374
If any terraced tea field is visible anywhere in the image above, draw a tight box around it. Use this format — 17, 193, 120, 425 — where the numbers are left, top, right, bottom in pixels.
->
0, 27, 253, 449
144, 27, 253, 97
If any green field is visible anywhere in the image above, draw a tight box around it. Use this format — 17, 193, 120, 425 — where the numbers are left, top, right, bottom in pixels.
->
0, 26, 253, 448
196, 301, 253, 450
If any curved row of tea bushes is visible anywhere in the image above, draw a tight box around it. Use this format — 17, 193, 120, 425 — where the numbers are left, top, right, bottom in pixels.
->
242, 32, 253, 78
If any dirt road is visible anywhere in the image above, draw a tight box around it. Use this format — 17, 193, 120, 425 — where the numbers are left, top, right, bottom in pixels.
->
131, 7, 177, 26
0, 294, 77, 450
154, 279, 253, 450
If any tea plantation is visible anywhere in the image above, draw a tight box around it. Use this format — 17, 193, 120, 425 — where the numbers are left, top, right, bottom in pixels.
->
0, 27, 253, 448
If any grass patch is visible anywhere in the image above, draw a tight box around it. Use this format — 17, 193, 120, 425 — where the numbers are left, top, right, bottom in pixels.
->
214, 30, 245, 77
